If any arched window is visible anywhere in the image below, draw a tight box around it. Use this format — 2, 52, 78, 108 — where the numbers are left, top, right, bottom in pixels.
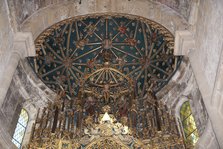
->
180, 101, 199, 146
12, 109, 29, 148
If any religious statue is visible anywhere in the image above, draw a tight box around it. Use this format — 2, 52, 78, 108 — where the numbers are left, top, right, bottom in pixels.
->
74, 104, 83, 136
84, 96, 96, 116
129, 103, 138, 130
102, 84, 110, 103
117, 96, 128, 118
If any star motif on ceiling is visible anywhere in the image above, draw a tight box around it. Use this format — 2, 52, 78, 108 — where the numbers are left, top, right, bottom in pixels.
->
28, 14, 182, 97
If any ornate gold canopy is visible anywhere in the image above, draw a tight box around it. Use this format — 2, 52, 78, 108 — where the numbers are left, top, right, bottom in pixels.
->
85, 137, 129, 149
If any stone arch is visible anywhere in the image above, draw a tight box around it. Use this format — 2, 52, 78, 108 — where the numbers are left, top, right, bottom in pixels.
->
19, 0, 189, 39
12, 108, 29, 148
21, 103, 38, 146
172, 95, 190, 138
175, 96, 189, 118
171, 95, 200, 147
17, 0, 190, 105
179, 100, 199, 146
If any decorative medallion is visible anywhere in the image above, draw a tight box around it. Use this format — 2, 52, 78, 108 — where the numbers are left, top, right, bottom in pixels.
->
28, 13, 181, 97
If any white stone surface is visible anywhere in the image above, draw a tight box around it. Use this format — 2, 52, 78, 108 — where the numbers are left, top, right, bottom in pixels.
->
13, 32, 35, 57
187, 0, 223, 147
0, 32, 35, 107
174, 30, 195, 56
19, 0, 188, 39
195, 120, 220, 149
0, 0, 17, 147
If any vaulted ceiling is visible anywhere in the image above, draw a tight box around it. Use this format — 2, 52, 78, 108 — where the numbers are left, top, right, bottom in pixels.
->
28, 14, 181, 98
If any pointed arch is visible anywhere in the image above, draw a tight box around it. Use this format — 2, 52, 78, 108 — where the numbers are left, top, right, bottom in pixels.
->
180, 101, 199, 146
12, 108, 29, 148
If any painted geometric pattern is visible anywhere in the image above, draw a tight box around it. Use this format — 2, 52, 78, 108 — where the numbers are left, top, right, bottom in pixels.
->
28, 14, 181, 97
12, 109, 29, 148
180, 101, 199, 146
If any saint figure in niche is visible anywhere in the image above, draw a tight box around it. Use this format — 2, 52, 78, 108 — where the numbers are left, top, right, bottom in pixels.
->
84, 96, 96, 116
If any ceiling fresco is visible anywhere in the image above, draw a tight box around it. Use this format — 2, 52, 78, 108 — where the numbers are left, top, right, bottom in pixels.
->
28, 13, 182, 98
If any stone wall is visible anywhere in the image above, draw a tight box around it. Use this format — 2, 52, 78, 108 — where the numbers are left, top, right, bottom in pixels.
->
16, 0, 188, 39
188, 0, 223, 147
14, 59, 56, 107
157, 58, 208, 136
0, 0, 18, 148
1, 80, 23, 136
0, 71, 23, 149
0, 81, 21, 149
8, 0, 70, 28
7, 0, 193, 27
191, 0, 223, 92
0, 0, 15, 102
152, 0, 193, 20
0, 0, 14, 68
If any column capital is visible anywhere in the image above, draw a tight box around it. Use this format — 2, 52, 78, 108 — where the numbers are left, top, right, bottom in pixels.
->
13, 32, 35, 58
174, 30, 195, 56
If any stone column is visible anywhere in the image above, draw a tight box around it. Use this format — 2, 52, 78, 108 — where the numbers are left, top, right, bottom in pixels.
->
0, 32, 35, 107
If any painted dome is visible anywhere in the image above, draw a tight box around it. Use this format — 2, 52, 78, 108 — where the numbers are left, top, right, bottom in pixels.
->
28, 13, 181, 97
